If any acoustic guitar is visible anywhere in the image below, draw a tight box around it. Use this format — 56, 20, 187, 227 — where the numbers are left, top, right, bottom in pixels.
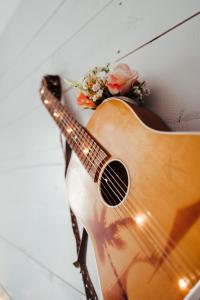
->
40, 75, 200, 300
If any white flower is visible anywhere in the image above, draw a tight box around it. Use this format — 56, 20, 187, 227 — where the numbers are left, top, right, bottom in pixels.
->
92, 95, 97, 102
134, 88, 141, 95
98, 71, 107, 81
96, 89, 103, 98
141, 82, 151, 96
92, 82, 101, 92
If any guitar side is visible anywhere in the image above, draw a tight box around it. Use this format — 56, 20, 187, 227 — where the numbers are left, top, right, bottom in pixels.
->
66, 98, 200, 300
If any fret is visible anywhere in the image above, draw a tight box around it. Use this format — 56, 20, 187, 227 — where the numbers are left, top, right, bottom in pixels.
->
86, 137, 99, 174
59, 106, 67, 134
40, 76, 110, 182
69, 134, 80, 155
90, 142, 99, 164
86, 138, 98, 173
77, 126, 92, 171
73, 121, 84, 156
81, 131, 92, 171
79, 133, 89, 167
73, 138, 83, 158
70, 132, 78, 150
90, 150, 101, 179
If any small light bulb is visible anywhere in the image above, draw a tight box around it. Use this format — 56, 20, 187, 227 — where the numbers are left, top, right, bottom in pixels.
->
83, 148, 89, 155
53, 111, 59, 117
44, 99, 49, 104
178, 278, 189, 290
134, 214, 146, 226
41, 89, 44, 94
67, 128, 72, 134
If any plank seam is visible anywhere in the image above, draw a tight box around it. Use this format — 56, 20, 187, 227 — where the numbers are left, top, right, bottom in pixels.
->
2, 162, 63, 173
0, 282, 13, 300
0, 234, 85, 296
116, 11, 200, 62
0, 0, 66, 81
0, 105, 40, 133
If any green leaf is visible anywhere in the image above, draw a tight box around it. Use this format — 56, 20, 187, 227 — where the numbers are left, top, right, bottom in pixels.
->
63, 78, 87, 93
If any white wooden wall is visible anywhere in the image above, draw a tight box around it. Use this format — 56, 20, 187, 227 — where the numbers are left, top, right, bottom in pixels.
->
0, 1, 199, 299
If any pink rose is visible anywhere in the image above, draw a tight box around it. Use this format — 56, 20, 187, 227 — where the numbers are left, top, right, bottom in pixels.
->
106, 64, 139, 95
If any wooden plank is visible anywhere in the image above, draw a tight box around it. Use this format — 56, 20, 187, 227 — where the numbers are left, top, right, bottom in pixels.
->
0, 58, 54, 130
0, 234, 85, 299
0, 0, 21, 36
0, 0, 65, 77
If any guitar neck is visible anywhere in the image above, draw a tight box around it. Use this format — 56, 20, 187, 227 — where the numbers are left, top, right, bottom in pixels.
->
40, 81, 109, 182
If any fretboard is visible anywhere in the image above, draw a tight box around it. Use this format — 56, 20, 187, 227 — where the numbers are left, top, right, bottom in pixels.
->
40, 86, 109, 182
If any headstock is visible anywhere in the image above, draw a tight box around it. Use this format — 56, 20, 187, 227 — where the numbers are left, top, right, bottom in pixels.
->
40, 75, 62, 103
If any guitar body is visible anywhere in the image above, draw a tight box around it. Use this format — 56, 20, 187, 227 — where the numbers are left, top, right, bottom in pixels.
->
65, 98, 200, 300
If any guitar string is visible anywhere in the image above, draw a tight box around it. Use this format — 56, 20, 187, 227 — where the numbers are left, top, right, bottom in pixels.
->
45, 90, 195, 280
58, 93, 198, 280
47, 95, 184, 277
53, 95, 197, 279
42, 89, 197, 282
44, 92, 158, 258
49, 91, 197, 281
63, 102, 200, 282
85, 132, 198, 282
41, 84, 171, 262
56, 104, 192, 281
52, 100, 193, 281
55, 107, 163, 269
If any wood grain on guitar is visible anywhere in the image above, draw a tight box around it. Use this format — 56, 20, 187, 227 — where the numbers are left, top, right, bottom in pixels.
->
40, 75, 200, 300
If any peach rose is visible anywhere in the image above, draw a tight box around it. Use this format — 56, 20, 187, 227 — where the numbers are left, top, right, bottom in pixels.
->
106, 64, 139, 95
76, 92, 97, 109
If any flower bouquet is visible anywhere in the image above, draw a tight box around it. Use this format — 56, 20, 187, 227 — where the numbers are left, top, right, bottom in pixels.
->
64, 63, 150, 109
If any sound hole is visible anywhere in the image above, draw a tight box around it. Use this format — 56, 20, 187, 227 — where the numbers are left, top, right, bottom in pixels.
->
99, 160, 129, 206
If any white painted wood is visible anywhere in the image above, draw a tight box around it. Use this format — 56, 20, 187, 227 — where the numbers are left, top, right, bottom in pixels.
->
0, 238, 84, 300
53, 0, 199, 79
0, 0, 199, 299
0, 0, 64, 77
0, 0, 21, 37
